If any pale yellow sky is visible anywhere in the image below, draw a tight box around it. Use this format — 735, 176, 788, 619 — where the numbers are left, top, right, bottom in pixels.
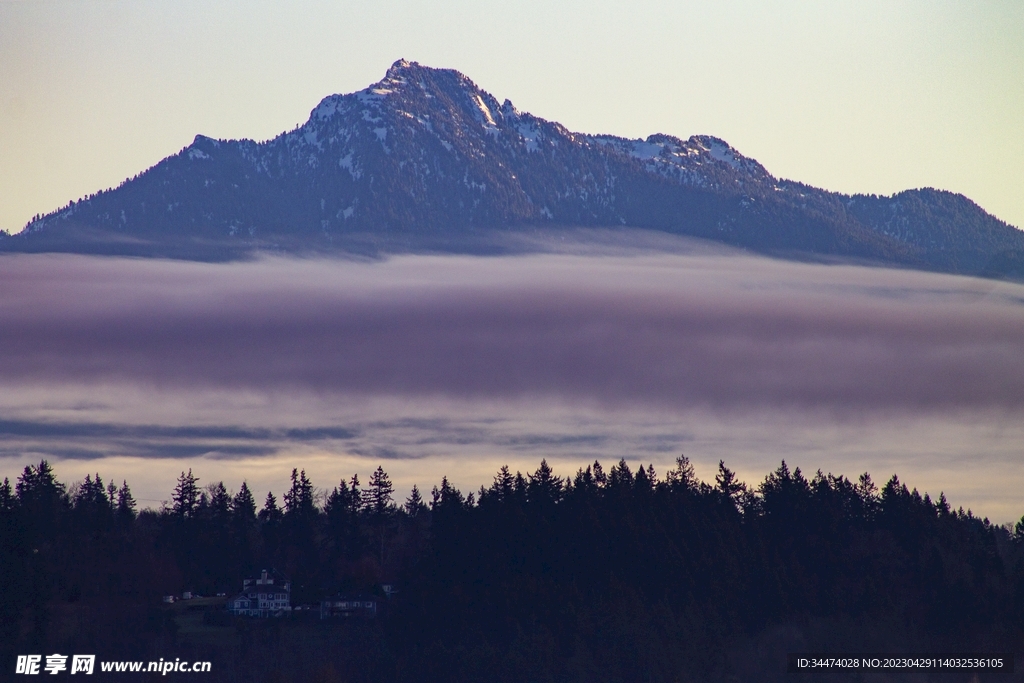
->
1, 0, 1022, 233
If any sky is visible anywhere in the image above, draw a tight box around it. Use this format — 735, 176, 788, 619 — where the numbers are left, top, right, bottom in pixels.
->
1, 242, 1023, 520
1, 0, 1023, 235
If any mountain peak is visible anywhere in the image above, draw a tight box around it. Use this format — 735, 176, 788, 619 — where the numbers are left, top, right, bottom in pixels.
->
387, 58, 415, 75
9, 61, 1022, 278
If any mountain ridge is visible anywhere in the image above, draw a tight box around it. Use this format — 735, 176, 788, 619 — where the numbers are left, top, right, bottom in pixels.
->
7, 59, 1023, 277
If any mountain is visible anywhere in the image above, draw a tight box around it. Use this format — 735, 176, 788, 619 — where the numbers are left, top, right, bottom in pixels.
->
7, 59, 1024, 276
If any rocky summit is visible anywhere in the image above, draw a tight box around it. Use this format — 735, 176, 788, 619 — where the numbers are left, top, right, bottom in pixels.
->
6, 59, 1023, 276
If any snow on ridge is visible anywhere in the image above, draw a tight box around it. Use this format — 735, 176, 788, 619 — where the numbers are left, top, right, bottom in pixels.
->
499, 101, 545, 152
628, 140, 664, 161
589, 134, 721, 189
705, 137, 741, 170
517, 123, 540, 152
356, 89, 388, 105
192, 134, 221, 148
472, 95, 496, 126
298, 65, 765, 187
471, 94, 500, 137
386, 58, 413, 76
499, 99, 520, 119
590, 135, 668, 161
312, 96, 343, 120
180, 63, 769, 207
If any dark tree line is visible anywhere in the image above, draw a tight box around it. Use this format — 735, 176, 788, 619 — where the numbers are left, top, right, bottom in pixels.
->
2, 457, 1024, 682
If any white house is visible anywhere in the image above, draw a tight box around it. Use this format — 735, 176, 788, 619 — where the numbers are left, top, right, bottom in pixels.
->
228, 569, 291, 617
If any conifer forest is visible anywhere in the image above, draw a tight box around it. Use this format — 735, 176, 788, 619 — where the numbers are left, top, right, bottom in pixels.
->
2, 457, 1023, 682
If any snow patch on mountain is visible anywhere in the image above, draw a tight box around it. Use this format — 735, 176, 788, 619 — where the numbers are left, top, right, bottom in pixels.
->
704, 138, 741, 170
628, 140, 664, 161
312, 96, 343, 120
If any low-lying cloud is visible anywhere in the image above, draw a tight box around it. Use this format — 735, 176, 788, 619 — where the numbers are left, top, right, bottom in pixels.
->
1, 246, 1022, 517
2, 250, 1022, 413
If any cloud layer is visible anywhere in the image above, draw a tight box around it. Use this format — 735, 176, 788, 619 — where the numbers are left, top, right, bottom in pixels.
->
2, 250, 1023, 412
1, 248, 1022, 517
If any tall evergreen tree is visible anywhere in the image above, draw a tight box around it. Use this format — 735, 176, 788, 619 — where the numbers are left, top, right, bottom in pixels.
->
363, 466, 395, 517
16, 460, 67, 538
490, 466, 515, 501
208, 482, 231, 518
325, 478, 361, 562
432, 477, 466, 512
325, 481, 355, 521
361, 467, 395, 570
17, 460, 66, 505
259, 491, 282, 525
665, 454, 698, 492
608, 459, 633, 491
0, 477, 15, 514
106, 481, 118, 513
571, 465, 597, 496
232, 482, 257, 522
348, 474, 362, 516
634, 463, 652, 493
73, 474, 105, 510
716, 461, 745, 499
527, 459, 563, 504
404, 485, 427, 517
283, 469, 316, 520
116, 481, 136, 521
171, 469, 200, 518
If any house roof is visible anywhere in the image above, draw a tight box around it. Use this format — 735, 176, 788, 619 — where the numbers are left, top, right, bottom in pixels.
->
243, 568, 290, 585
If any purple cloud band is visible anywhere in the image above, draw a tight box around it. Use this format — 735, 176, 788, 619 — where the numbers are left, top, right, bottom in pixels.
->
1, 253, 1022, 414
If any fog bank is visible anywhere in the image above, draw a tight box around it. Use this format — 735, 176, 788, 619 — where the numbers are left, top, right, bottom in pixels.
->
1, 250, 1021, 518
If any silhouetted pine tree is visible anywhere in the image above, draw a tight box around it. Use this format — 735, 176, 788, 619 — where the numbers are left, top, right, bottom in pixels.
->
171, 469, 199, 518
403, 485, 427, 517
